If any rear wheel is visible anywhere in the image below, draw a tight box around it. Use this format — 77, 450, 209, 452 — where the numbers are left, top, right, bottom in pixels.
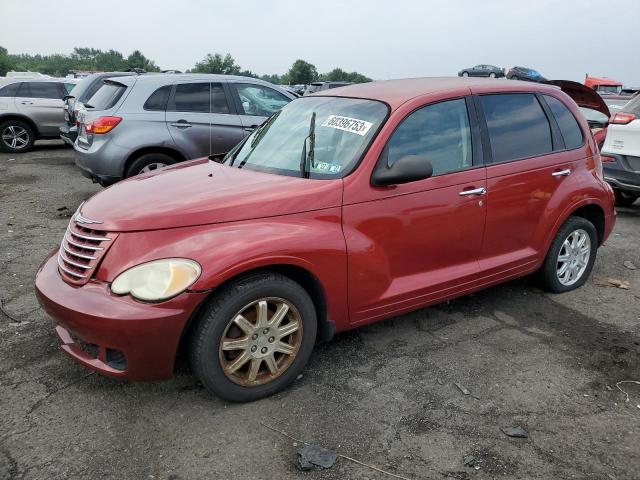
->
0, 120, 35, 153
614, 190, 638, 207
189, 272, 317, 402
511, 75, 519, 81
126, 153, 175, 177
539, 216, 598, 293
489, 72, 496, 78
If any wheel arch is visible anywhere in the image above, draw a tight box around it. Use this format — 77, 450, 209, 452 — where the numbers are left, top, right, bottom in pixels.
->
177, 263, 335, 365
546, 199, 607, 252
123, 146, 186, 177
0, 114, 40, 137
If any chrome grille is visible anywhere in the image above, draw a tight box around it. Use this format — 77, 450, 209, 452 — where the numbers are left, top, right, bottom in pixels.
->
57, 219, 118, 285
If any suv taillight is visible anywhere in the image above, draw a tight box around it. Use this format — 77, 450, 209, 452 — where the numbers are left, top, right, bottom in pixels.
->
86, 116, 122, 134
610, 113, 636, 125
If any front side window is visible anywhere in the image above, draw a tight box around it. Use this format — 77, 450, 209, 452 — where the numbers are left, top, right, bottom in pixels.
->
386, 98, 473, 175
64, 83, 75, 94
544, 95, 583, 150
19, 82, 63, 99
479, 93, 552, 163
225, 96, 388, 178
236, 83, 290, 116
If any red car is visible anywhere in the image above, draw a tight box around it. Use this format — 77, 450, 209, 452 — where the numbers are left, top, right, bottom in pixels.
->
35, 78, 616, 402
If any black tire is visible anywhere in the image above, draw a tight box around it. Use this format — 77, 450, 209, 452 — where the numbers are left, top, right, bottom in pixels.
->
461, 71, 469, 77
0, 119, 35, 153
539, 216, 598, 293
489, 72, 496, 78
125, 153, 175, 177
614, 190, 638, 207
189, 272, 317, 402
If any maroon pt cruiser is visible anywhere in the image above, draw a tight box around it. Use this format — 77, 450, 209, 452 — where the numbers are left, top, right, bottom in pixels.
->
36, 77, 615, 402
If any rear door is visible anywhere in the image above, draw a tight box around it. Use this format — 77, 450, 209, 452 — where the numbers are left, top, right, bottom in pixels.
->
230, 82, 292, 135
15, 81, 66, 136
474, 92, 582, 276
166, 81, 244, 160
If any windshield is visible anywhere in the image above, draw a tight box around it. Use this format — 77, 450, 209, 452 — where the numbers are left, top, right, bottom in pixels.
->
225, 96, 388, 179
596, 85, 622, 95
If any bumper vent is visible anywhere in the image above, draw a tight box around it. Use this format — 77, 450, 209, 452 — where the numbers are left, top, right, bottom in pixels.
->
57, 219, 118, 285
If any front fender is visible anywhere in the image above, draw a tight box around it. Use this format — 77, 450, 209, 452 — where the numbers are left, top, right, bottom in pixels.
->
95, 208, 349, 330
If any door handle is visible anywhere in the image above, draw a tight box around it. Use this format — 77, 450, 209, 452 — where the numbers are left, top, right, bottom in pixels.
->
21, 101, 34, 105
552, 169, 571, 177
459, 187, 487, 196
170, 121, 192, 129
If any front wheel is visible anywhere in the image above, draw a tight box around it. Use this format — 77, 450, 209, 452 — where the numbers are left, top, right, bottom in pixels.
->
461, 71, 469, 77
614, 190, 638, 207
189, 272, 317, 402
489, 72, 496, 78
539, 216, 598, 293
0, 120, 35, 153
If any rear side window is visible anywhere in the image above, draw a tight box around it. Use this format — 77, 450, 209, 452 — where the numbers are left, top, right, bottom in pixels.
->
386, 98, 473, 175
144, 85, 171, 111
0, 82, 20, 97
622, 95, 640, 116
174, 83, 210, 113
18, 82, 64, 99
86, 82, 127, 110
543, 95, 583, 150
480, 93, 552, 163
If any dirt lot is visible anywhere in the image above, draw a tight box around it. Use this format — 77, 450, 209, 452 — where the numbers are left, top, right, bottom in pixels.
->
1, 141, 639, 480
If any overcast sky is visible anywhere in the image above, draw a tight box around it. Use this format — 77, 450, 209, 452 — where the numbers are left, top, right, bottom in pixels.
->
1, 0, 639, 84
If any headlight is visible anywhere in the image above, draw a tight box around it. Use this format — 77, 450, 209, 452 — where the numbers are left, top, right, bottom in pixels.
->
111, 258, 201, 301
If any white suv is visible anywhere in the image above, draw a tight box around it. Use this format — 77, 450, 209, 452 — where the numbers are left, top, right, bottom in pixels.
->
601, 94, 640, 206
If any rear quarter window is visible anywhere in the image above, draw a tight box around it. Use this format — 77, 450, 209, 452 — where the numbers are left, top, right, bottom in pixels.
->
144, 85, 171, 111
479, 93, 553, 163
86, 82, 127, 110
543, 95, 583, 150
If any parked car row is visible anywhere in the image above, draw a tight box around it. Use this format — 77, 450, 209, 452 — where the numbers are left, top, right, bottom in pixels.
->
458, 64, 547, 83
35, 76, 618, 402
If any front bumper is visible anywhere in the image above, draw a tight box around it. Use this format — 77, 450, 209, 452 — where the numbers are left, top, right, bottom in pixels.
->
35, 251, 207, 381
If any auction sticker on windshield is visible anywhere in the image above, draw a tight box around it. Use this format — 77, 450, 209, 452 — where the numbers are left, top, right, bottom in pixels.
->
321, 115, 374, 136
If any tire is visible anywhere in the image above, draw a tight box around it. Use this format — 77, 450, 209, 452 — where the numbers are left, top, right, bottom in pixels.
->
0, 119, 35, 153
189, 272, 317, 402
461, 72, 469, 77
539, 216, 598, 293
511, 75, 519, 81
489, 72, 496, 78
125, 153, 175, 177
614, 190, 638, 207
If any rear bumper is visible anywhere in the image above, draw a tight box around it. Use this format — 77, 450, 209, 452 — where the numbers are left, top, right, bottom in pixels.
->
35, 251, 207, 381
603, 153, 640, 192
74, 137, 129, 185
59, 124, 77, 145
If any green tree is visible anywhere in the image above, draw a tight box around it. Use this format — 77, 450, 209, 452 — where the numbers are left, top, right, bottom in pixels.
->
126, 50, 160, 72
0, 46, 12, 76
321, 67, 371, 84
192, 53, 241, 75
260, 73, 282, 84
95, 50, 126, 72
285, 60, 318, 85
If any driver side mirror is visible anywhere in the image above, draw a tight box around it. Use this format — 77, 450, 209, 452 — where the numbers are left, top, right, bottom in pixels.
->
371, 155, 433, 187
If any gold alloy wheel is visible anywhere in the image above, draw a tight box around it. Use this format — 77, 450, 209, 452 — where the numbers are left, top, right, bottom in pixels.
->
218, 297, 303, 386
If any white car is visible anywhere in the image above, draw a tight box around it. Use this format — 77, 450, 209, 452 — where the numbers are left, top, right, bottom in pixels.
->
601, 94, 640, 206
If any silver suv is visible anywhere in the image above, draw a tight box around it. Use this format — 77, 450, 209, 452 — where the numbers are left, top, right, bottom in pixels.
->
74, 74, 295, 185
0, 78, 78, 153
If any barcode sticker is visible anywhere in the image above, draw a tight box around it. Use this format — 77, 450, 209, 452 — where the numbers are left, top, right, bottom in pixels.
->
321, 115, 374, 136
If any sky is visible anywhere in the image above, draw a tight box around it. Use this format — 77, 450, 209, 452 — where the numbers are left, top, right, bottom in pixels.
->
1, 0, 639, 85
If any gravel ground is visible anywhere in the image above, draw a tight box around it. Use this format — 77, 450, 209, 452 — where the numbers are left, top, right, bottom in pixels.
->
1, 141, 639, 480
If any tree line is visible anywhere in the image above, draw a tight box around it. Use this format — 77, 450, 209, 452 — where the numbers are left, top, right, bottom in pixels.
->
0, 47, 371, 85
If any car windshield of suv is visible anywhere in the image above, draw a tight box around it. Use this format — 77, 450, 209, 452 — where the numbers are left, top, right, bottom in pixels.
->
225, 96, 388, 179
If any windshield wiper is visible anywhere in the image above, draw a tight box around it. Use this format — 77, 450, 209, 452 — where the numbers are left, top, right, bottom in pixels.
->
299, 112, 316, 179
228, 112, 280, 168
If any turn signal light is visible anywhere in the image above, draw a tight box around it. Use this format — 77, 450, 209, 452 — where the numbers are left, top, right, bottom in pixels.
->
86, 116, 122, 134
610, 113, 636, 125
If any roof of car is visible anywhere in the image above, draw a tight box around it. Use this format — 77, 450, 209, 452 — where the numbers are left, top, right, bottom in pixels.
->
313, 77, 556, 109
126, 73, 277, 85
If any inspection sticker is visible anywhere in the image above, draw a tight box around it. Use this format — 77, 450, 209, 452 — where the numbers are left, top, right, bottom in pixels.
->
321, 115, 374, 136
314, 161, 342, 174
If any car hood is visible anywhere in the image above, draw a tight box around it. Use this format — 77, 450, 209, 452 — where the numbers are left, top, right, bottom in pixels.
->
79, 159, 343, 232
545, 80, 611, 118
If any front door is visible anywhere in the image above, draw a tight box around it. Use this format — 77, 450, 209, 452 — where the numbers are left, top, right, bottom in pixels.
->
343, 97, 487, 324
231, 82, 292, 136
